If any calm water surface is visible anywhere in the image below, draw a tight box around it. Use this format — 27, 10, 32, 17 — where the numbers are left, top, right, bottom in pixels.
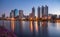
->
0, 20, 60, 37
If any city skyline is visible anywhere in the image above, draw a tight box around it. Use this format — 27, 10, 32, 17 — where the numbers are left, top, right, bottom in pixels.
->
1, 5, 48, 18
0, 0, 60, 17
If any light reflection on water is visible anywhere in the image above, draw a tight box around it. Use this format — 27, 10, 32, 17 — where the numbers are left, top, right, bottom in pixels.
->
35, 21, 38, 32
29, 21, 33, 32
0, 20, 60, 37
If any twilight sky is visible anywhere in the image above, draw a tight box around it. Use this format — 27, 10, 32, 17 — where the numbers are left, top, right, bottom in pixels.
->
0, 0, 60, 17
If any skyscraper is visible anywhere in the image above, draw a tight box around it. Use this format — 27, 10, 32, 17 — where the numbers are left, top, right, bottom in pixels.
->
32, 7, 35, 18
10, 10, 14, 18
14, 9, 18, 17
37, 6, 40, 18
19, 10, 23, 19
41, 6, 44, 17
44, 5, 48, 16
41, 5, 48, 17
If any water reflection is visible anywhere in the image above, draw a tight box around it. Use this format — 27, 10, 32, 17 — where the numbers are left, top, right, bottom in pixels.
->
29, 21, 35, 37
14, 21, 23, 37
35, 21, 38, 32
41, 21, 48, 37
29, 21, 48, 37
10, 18, 15, 32
29, 21, 33, 32
1, 20, 60, 37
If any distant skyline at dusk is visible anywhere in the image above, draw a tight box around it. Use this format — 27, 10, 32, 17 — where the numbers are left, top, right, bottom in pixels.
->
0, 0, 60, 17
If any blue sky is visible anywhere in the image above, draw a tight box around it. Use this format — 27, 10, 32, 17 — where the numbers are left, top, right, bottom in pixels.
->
0, 0, 60, 17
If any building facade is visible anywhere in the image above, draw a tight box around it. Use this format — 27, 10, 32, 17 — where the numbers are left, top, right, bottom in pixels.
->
41, 6, 44, 17
19, 10, 23, 19
32, 7, 35, 18
37, 6, 40, 18
44, 5, 48, 16
10, 10, 15, 18
14, 9, 18, 17
41, 5, 48, 18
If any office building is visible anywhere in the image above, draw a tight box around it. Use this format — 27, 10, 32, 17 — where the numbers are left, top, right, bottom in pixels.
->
41, 6, 44, 17
32, 7, 35, 18
14, 9, 18, 17
41, 5, 48, 17
10, 10, 15, 18
19, 10, 23, 19
37, 6, 40, 18
44, 5, 48, 16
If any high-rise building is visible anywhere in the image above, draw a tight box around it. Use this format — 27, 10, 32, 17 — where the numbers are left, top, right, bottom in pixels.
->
37, 6, 40, 18
32, 7, 35, 18
41, 6, 44, 17
14, 9, 18, 17
44, 5, 48, 16
19, 10, 23, 19
41, 5, 48, 18
10, 10, 15, 18
10, 9, 19, 18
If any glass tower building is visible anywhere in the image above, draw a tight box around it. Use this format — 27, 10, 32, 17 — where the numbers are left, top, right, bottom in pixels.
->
38, 6, 40, 18
14, 9, 19, 17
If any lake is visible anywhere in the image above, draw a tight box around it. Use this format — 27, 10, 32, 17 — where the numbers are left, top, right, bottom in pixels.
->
0, 20, 60, 37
